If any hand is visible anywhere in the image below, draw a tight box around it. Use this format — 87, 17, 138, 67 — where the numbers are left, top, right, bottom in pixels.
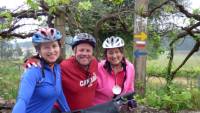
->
127, 99, 137, 111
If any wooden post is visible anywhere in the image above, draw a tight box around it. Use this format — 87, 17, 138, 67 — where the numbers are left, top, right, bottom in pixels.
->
133, 0, 149, 97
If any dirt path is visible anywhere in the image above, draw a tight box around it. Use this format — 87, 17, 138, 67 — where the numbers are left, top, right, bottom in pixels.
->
0, 97, 14, 113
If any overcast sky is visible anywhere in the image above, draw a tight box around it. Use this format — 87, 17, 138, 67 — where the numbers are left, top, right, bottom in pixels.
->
0, 0, 26, 10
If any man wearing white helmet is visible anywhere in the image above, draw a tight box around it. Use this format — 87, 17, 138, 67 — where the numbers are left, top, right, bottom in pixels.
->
93, 36, 135, 107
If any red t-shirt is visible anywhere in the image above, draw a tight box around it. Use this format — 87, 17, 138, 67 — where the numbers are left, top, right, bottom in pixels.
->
54, 56, 98, 111
111, 70, 125, 88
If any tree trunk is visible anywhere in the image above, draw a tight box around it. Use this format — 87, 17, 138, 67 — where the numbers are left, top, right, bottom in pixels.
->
54, 13, 67, 59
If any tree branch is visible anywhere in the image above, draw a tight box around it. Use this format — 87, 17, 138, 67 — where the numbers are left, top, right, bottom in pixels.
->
10, 10, 48, 19
0, 24, 34, 39
172, 40, 200, 76
142, 0, 171, 17
170, 0, 200, 21
0, 32, 34, 39
167, 40, 174, 81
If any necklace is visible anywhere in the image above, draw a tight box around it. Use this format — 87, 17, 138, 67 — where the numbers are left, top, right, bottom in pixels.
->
112, 66, 123, 95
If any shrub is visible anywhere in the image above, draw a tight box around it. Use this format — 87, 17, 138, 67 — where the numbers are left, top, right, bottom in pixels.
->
139, 83, 193, 113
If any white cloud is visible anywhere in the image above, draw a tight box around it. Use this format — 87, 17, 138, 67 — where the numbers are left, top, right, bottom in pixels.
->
190, 0, 200, 10
0, 0, 26, 10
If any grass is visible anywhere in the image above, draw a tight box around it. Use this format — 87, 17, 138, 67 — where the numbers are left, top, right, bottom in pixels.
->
0, 59, 23, 100
144, 52, 200, 111
147, 51, 200, 78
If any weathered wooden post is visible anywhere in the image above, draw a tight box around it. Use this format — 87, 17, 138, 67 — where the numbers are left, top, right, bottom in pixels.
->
133, 0, 149, 97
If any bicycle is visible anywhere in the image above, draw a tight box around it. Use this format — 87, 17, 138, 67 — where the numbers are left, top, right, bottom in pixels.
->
64, 92, 137, 113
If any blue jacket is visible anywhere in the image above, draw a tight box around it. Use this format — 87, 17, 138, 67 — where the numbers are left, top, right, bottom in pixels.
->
12, 61, 70, 113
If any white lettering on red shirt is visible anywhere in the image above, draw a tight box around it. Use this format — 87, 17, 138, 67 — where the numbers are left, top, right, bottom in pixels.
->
80, 73, 97, 87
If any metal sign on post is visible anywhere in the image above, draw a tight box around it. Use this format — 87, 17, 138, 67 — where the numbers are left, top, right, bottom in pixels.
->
133, 0, 149, 97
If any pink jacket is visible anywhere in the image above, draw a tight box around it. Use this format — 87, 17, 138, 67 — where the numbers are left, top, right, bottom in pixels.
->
93, 60, 135, 105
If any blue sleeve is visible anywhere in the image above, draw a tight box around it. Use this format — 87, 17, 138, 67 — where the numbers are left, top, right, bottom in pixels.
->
12, 68, 39, 113
57, 89, 70, 112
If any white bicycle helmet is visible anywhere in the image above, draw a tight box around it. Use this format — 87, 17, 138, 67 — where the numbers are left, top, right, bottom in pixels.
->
102, 36, 125, 49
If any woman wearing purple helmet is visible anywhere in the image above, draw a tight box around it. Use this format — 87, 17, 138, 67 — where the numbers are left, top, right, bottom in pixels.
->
12, 28, 70, 113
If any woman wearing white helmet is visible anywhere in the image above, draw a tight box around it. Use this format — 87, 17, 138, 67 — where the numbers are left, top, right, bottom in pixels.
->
12, 28, 70, 113
93, 36, 135, 107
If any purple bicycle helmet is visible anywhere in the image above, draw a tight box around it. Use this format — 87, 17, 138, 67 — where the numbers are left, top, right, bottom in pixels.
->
32, 28, 62, 46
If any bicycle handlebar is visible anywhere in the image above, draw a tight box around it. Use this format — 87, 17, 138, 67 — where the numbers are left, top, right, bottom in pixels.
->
63, 91, 136, 113
114, 91, 135, 101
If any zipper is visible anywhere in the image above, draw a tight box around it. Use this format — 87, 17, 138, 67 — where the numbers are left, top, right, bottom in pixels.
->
52, 66, 57, 96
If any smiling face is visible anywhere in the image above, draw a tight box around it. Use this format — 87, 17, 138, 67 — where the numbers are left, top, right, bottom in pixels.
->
106, 48, 124, 66
74, 43, 94, 66
38, 41, 60, 64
